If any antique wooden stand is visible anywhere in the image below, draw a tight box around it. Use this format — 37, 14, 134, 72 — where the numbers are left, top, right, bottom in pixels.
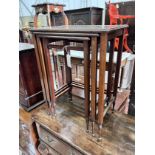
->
32, 3, 68, 27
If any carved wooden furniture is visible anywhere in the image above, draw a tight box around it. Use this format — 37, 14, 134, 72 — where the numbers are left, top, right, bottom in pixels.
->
107, 2, 135, 52
105, 0, 135, 52
52, 7, 103, 26
32, 96, 135, 155
32, 3, 68, 27
31, 25, 128, 140
19, 43, 45, 111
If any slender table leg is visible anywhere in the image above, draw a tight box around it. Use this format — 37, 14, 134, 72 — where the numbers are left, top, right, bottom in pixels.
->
52, 49, 63, 88
83, 40, 90, 132
91, 37, 98, 136
36, 37, 52, 115
98, 33, 108, 141
64, 44, 72, 102
113, 33, 124, 111
107, 39, 115, 104
42, 38, 56, 116
32, 34, 46, 102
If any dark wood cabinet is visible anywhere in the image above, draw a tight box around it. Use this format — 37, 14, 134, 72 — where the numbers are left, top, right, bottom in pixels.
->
51, 7, 103, 26
19, 43, 45, 111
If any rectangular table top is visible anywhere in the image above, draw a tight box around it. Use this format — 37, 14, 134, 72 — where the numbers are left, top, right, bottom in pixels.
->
31, 25, 128, 33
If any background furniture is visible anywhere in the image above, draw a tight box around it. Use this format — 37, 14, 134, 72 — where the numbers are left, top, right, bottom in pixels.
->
120, 53, 135, 89
32, 2, 68, 27
107, 2, 134, 52
105, 1, 135, 115
128, 63, 135, 116
52, 7, 103, 26
105, 0, 135, 52
19, 43, 45, 111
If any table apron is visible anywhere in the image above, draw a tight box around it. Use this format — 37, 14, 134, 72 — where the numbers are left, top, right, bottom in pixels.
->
33, 32, 99, 37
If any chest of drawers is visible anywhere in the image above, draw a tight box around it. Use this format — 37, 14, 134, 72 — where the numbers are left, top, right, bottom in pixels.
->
32, 96, 135, 155
36, 123, 85, 155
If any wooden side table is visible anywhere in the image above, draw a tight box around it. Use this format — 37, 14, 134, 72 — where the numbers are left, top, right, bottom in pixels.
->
32, 3, 68, 27
31, 25, 128, 140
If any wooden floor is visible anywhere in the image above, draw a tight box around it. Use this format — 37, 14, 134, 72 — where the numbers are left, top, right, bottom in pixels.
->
19, 92, 134, 155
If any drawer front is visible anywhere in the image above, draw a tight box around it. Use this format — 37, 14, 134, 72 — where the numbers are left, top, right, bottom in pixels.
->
39, 126, 83, 155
